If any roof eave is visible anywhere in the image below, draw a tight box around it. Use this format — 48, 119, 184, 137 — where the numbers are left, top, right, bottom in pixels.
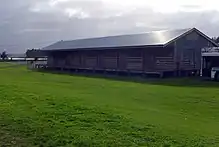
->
194, 28, 219, 47
42, 44, 164, 52
164, 28, 219, 47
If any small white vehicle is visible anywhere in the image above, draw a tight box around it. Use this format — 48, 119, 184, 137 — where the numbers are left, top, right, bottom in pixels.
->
211, 67, 219, 81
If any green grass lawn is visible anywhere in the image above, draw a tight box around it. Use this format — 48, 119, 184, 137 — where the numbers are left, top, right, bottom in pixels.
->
0, 64, 219, 146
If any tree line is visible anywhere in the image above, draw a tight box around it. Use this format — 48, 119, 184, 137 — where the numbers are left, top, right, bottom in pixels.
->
212, 37, 219, 44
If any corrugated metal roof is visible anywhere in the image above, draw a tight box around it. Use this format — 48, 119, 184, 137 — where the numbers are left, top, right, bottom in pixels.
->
43, 28, 191, 51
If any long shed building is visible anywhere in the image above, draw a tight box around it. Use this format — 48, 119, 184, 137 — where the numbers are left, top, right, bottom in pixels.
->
29, 28, 218, 76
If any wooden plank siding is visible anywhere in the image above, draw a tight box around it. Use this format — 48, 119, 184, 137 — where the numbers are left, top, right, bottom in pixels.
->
100, 50, 118, 70
180, 48, 197, 70
46, 46, 177, 74
126, 50, 143, 71
175, 31, 216, 71
118, 50, 127, 71
66, 53, 81, 68
47, 56, 54, 67
155, 57, 175, 71
144, 46, 175, 72
83, 51, 98, 69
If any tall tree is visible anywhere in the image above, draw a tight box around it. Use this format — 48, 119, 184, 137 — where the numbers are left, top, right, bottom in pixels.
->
212, 37, 219, 44
216, 37, 219, 44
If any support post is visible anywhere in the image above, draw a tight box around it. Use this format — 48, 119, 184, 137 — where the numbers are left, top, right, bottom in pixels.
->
200, 56, 203, 77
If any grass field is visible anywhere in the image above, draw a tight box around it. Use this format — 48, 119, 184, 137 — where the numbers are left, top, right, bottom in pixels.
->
0, 64, 219, 146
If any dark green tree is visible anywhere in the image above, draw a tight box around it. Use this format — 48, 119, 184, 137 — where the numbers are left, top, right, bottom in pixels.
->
212, 37, 219, 44
1, 51, 8, 60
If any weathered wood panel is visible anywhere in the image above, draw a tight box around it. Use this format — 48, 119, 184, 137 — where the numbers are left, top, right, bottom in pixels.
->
56, 52, 80, 68
46, 46, 176, 73
50, 52, 68, 68
100, 51, 118, 69
155, 57, 175, 71
85, 57, 97, 68
145, 46, 175, 72
55, 57, 65, 67
174, 30, 217, 71
125, 49, 143, 71
102, 57, 118, 69
72, 54, 81, 67
83, 51, 98, 69
118, 50, 127, 71
144, 53, 155, 72
180, 48, 196, 70
126, 57, 143, 70
47, 56, 54, 67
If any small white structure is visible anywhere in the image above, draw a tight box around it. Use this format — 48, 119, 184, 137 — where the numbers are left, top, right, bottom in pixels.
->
27, 59, 48, 69
202, 47, 219, 57
201, 47, 219, 78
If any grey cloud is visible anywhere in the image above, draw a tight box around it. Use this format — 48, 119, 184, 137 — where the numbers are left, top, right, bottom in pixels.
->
0, 0, 219, 53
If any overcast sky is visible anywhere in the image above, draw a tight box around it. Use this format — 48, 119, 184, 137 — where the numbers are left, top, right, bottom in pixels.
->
1, 0, 219, 53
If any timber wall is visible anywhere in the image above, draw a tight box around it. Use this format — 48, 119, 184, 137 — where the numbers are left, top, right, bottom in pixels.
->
47, 46, 177, 74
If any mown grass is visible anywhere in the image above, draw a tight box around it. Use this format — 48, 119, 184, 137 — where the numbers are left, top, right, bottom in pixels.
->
0, 63, 219, 146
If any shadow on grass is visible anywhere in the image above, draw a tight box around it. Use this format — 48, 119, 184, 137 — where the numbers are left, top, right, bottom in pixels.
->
36, 69, 219, 88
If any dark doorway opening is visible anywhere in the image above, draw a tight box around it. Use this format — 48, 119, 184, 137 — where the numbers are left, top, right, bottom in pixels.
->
202, 56, 219, 77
